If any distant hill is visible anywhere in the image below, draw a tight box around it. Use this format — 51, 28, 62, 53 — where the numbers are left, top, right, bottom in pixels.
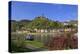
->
63, 20, 78, 25
11, 16, 77, 31
10, 20, 16, 22
19, 19, 32, 22
69, 20, 78, 24
27, 16, 63, 29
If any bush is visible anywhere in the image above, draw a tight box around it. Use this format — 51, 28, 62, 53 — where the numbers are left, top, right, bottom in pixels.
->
44, 34, 78, 50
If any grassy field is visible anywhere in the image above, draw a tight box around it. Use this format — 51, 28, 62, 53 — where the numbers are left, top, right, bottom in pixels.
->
25, 40, 44, 48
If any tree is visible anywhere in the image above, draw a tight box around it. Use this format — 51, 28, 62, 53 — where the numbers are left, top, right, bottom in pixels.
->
11, 16, 65, 31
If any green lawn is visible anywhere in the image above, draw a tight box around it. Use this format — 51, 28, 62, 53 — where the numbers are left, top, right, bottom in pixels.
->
25, 40, 44, 48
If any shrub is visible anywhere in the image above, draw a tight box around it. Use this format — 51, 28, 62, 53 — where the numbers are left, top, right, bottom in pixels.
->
44, 33, 78, 50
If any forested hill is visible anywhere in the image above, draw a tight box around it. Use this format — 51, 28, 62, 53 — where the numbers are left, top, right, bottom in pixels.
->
11, 16, 77, 32
11, 16, 63, 32
27, 16, 62, 29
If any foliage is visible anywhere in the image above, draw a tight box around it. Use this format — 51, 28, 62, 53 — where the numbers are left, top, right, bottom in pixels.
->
11, 16, 77, 31
25, 40, 44, 48
44, 33, 78, 50
11, 34, 27, 52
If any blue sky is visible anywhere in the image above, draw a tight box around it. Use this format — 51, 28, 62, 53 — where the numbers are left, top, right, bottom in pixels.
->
11, 1, 78, 22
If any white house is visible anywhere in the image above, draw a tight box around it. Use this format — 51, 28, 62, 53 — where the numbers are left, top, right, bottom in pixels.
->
63, 22, 69, 25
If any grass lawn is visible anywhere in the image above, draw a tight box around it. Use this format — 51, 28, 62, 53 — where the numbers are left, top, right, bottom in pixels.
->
25, 40, 44, 48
